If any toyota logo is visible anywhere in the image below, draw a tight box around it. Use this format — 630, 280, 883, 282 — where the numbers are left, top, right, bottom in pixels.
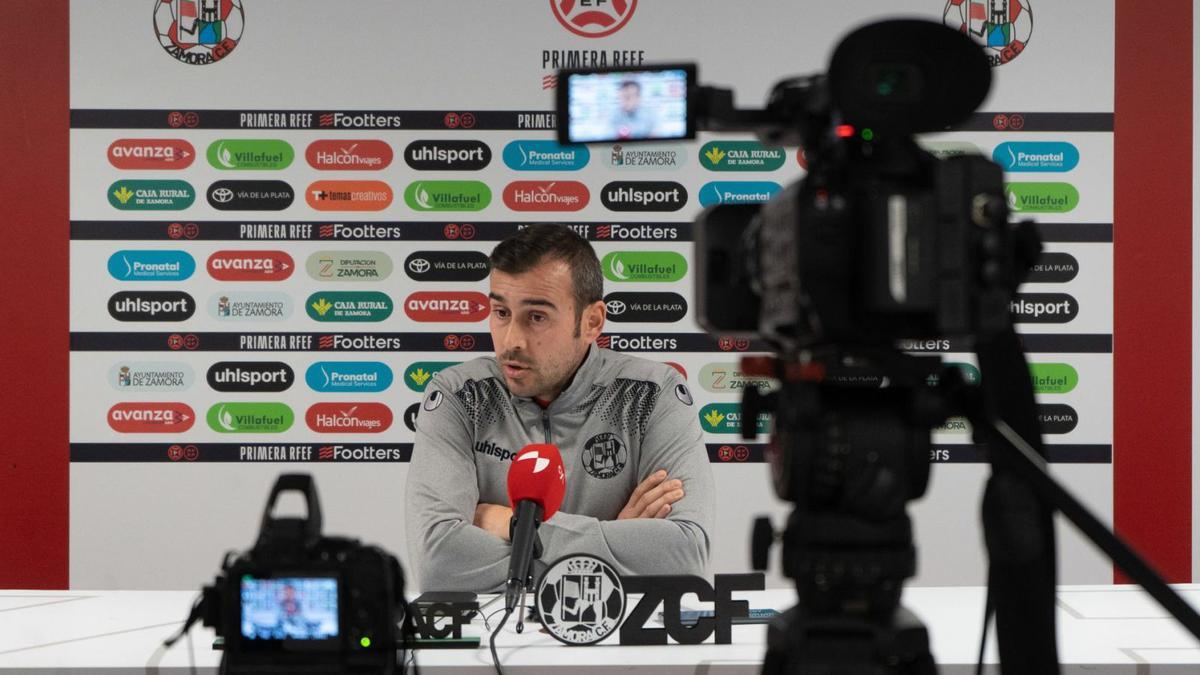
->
605, 300, 627, 316
211, 187, 234, 203
408, 258, 431, 274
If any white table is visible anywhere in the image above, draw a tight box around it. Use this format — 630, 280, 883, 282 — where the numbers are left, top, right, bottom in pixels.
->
1, 586, 1198, 673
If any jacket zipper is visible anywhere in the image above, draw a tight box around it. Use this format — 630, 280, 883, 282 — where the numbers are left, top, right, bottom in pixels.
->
541, 411, 552, 443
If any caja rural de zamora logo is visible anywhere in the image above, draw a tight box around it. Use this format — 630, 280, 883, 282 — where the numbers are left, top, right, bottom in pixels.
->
942, 0, 1032, 66
154, 0, 244, 65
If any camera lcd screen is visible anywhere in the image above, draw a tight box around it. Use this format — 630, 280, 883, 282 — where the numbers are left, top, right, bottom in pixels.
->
560, 65, 694, 144
240, 576, 339, 642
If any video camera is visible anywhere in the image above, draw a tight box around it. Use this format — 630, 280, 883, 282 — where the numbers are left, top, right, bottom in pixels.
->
194, 474, 410, 675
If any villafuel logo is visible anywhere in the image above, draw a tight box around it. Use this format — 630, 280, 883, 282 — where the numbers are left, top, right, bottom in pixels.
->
206, 361, 294, 393
207, 251, 294, 281
404, 140, 491, 171
108, 139, 195, 169
306, 251, 393, 282
699, 141, 786, 171
943, 0, 1033, 67
603, 292, 687, 323
404, 362, 459, 392
502, 181, 590, 211
307, 292, 394, 322
209, 292, 293, 321
108, 402, 195, 433
306, 180, 394, 211
108, 250, 195, 281
601, 251, 687, 282
993, 142, 1078, 172
305, 140, 393, 170
306, 361, 394, 393
306, 403, 393, 433
206, 180, 295, 210
404, 181, 491, 212
1028, 363, 1078, 394
207, 140, 293, 170
698, 181, 782, 207
109, 180, 195, 210
110, 362, 194, 392
601, 181, 687, 212
208, 402, 294, 433
1005, 182, 1078, 213
153, 0, 244, 66
1027, 252, 1079, 283
404, 292, 490, 322
404, 251, 490, 282
1009, 293, 1079, 323
502, 141, 589, 171
108, 291, 195, 322
699, 403, 771, 435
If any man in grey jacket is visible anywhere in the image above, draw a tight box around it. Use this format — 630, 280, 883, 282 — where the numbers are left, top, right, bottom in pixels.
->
405, 223, 714, 592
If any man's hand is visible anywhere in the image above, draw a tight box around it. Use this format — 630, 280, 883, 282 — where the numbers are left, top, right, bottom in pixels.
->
617, 469, 684, 520
474, 502, 514, 542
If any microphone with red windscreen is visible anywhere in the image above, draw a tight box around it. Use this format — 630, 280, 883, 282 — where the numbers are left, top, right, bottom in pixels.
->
504, 444, 566, 611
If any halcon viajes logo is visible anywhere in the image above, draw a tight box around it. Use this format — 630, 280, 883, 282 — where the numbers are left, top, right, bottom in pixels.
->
942, 0, 1033, 66
305, 140, 393, 171
305, 403, 393, 433
502, 181, 590, 212
154, 0, 244, 65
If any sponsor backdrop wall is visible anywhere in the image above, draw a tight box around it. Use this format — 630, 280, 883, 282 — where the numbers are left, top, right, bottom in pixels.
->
45, 0, 1188, 591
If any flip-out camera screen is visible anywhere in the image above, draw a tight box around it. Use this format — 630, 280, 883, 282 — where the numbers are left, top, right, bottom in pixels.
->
240, 576, 339, 642
560, 65, 694, 144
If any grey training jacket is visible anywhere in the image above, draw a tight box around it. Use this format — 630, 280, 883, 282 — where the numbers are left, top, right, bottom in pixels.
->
405, 343, 714, 592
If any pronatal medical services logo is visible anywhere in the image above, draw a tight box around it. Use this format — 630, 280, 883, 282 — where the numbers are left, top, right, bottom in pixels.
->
154, 0, 244, 66
551, 0, 637, 38
943, 0, 1032, 66
537, 554, 625, 646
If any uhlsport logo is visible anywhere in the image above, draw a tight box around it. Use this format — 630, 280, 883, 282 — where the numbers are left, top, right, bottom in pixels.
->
306, 140, 393, 171
306, 361, 394, 393
404, 291, 490, 322
206, 361, 294, 393
698, 181, 782, 207
993, 142, 1078, 172
307, 291, 394, 322
207, 251, 294, 281
307, 181, 394, 211
108, 250, 195, 281
550, 0, 637, 38
607, 144, 685, 170
699, 403, 771, 435
404, 251, 490, 282
601, 252, 687, 283
943, 0, 1033, 66
1028, 363, 1078, 394
1005, 182, 1078, 213
503, 141, 589, 171
306, 403, 393, 433
109, 402, 195, 433
206, 180, 295, 210
110, 362, 194, 392
108, 291, 195, 322
699, 141, 786, 171
1009, 293, 1079, 323
603, 292, 687, 323
503, 181, 590, 211
536, 554, 626, 646
404, 181, 491, 212
108, 139, 195, 169
601, 181, 686, 212
209, 292, 293, 321
109, 180, 195, 210
208, 402, 294, 433
404, 362, 459, 392
306, 251, 393, 282
154, 0, 243, 65
405, 140, 491, 171
207, 140, 293, 170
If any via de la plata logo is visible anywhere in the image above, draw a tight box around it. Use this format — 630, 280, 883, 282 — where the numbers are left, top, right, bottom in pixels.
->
551, 0, 637, 38
154, 0, 244, 66
943, 0, 1033, 67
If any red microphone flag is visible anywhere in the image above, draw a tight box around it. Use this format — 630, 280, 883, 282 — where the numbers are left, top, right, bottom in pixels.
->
507, 444, 566, 519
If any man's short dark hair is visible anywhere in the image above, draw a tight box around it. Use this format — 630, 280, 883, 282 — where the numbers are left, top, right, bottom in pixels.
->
619, 80, 640, 92
489, 224, 603, 321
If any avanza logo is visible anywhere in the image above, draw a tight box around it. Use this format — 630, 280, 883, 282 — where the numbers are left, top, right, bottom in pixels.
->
551, 0, 637, 38
108, 291, 195, 322
305, 140, 393, 171
306, 180, 394, 211
207, 251, 294, 281
108, 402, 195, 433
405, 140, 491, 171
306, 403, 393, 433
600, 181, 687, 212
404, 291, 490, 322
502, 181, 590, 212
108, 139, 195, 169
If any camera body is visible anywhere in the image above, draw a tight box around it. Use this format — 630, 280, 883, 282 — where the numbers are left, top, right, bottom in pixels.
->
200, 474, 407, 675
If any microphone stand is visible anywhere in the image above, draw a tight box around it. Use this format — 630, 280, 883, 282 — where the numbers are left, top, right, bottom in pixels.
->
506, 501, 545, 634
